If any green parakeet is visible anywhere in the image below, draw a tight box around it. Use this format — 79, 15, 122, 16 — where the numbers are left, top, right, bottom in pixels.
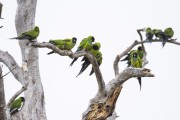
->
161, 27, 174, 47
47, 37, 77, 55
76, 42, 101, 77
130, 51, 143, 90
153, 29, 163, 39
10, 26, 40, 41
145, 27, 154, 42
89, 51, 102, 76
70, 36, 95, 66
10, 97, 25, 115
121, 46, 144, 67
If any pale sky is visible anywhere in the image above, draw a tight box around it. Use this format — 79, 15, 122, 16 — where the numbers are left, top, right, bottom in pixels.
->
1, 0, 180, 120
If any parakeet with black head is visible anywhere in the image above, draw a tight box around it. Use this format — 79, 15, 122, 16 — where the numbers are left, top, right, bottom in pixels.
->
10, 97, 25, 115
70, 36, 95, 66
47, 37, 77, 55
153, 29, 163, 39
145, 27, 154, 42
130, 51, 143, 90
121, 46, 143, 67
10, 26, 40, 42
76, 42, 101, 77
161, 27, 174, 47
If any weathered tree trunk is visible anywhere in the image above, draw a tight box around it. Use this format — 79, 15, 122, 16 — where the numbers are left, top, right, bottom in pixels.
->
11, 0, 47, 119
0, 66, 7, 120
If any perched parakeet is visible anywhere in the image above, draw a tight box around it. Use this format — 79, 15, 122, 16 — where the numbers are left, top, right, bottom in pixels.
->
153, 29, 163, 39
130, 51, 143, 90
70, 36, 95, 66
10, 97, 25, 115
47, 37, 77, 55
121, 46, 143, 67
161, 27, 174, 47
145, 27, 154, 42
10, 26, 40, 41
76, 42, 101, 77
89, 51, 103, 76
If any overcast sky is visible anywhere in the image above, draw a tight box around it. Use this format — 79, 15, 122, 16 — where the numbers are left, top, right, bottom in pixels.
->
1, 0, 180, 120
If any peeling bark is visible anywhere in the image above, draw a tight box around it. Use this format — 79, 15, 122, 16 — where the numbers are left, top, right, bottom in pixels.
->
84, 86, 122, 120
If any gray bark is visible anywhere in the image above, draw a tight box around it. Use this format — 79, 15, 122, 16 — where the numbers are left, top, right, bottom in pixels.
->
11, 0, 47, 119
0, 65, 7, 120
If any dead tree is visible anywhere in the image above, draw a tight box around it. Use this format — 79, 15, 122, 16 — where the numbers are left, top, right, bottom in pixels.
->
0, 0, 179, 120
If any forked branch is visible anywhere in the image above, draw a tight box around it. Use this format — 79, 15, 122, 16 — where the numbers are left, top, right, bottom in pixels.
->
113, 39, 180, 76
0, 50, 23, 83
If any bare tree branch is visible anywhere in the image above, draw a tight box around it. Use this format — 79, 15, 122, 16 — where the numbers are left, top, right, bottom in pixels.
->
31, 42, 106, 93
137, 28, 148, 67
0, 50, 24, 83
113, 39, 180, 76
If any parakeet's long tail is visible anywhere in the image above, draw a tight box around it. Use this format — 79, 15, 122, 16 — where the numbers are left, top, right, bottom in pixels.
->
47, 51, 54, 55
10, 35, 33, 40
89, 67, 94, 76
137, 77, 142, 90
162, 39, 167, 47
76, 62, 90, 77
10, 109, 18, 115
121, 56, 128, 61
70, 58, 78, 66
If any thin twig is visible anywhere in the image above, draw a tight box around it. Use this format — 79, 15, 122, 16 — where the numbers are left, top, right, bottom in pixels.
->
137, 28, 148, 67
0, 67, 16, 79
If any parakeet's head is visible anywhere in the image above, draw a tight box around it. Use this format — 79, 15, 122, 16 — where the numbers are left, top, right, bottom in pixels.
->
88, 36, 95, 42
138, 46, 142, 51
20, 97, 25, 102
164, 27, 174, 38
72, 37, 77, 43
34, 26, 39, 32
92, 42, 101, 50
146, 27, 151, 31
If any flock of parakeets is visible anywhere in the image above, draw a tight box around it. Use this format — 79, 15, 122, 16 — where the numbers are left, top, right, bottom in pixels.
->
145, 27, 174, 47
8, 26, 175, 114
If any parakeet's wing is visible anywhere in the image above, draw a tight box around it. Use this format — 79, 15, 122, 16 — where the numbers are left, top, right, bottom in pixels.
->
49, 39, 64, 45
